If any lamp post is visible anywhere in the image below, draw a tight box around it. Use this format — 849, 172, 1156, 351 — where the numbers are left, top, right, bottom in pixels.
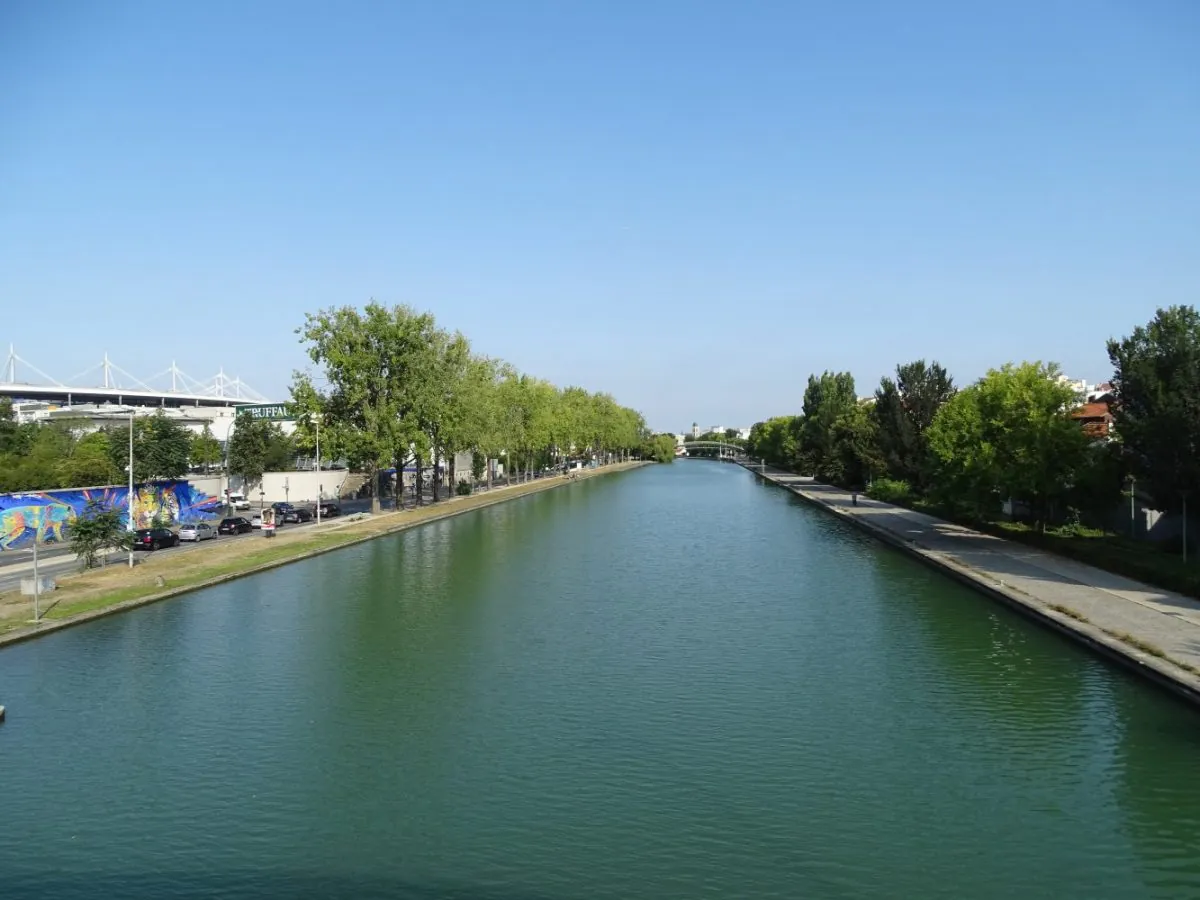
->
127, 410, 135, 568
31, 534, 40, 623
314, 413, 321, 526
259, 487, 265, 515
1125, 474, 1136, 539
1183, 491, 1190, 566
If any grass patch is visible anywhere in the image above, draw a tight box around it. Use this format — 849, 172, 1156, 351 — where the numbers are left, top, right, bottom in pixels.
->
1104, 629, 1168, 659
1049, 603, 1088, 622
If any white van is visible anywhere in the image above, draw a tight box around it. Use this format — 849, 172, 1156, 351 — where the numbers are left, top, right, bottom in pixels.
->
228, 491, 251, 510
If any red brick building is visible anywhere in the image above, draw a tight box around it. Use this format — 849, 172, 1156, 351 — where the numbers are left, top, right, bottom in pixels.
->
1071, 398, 1114, 439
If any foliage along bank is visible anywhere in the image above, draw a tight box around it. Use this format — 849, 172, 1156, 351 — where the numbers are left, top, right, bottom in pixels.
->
745, 306, 1198, 539
288, 302, 666, 511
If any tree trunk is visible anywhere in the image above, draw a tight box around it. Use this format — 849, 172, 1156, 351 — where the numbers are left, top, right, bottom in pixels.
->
415, 457, 424, 507
448, 451, 456, 496
369, 465, 381, 515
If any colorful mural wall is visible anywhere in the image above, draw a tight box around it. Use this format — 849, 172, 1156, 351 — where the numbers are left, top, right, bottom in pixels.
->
0, 480, 224, 551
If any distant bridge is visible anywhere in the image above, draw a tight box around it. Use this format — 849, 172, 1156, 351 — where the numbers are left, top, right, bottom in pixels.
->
680, 440, 747, 460
1, 345, 272, 409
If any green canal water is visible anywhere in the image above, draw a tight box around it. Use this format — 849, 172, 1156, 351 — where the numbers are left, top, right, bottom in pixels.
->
2, 462, 1199, 899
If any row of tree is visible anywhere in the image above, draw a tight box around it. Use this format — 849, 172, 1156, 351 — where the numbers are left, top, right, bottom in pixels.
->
746, 306, 1200, 533
284, 302, 661, 510
0, 400, 256, 494
0, 305, 664, 499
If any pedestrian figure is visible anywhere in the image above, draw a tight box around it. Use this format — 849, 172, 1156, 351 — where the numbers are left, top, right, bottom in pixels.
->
852, 492, 858, 506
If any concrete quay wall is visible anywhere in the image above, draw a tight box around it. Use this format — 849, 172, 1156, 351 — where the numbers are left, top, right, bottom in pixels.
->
745, 462, 1200, 710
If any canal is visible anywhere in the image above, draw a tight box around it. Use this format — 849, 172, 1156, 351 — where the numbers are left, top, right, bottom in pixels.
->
1, 462, 1199, 899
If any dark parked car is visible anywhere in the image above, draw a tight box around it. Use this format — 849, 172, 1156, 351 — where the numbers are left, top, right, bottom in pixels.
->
218, 517, 253, 535
287, 507, 313, 523
133, 527, 178, 551
315, 502, 340, 518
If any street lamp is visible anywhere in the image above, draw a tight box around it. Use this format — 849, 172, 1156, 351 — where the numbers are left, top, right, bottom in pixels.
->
1125, 474, 1136, 539
30, 533, 40, 623
259, 487, 265, 515
313, 412, 322, 526
127, 410, 135, 568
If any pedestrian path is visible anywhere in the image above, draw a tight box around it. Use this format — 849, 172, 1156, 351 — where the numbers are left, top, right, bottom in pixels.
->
755, 466, 1200, 699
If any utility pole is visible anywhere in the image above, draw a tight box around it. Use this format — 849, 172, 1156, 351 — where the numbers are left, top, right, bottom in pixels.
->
127, 411, 135, 568
32, 534, 40, 623
315, 414, 321, 527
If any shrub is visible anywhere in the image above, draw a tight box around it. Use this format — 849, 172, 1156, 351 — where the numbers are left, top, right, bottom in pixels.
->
70, 500, 133, 569
867, 477, 914, 506
455, 481, 472, 496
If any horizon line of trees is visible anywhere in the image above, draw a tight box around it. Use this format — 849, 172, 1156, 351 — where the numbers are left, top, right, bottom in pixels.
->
745, 305, 1200, 535
1, 302, 673, 500
0, 398, 298, 495
285, 301, 665, 511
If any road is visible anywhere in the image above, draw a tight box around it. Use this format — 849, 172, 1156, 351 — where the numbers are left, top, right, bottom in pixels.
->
0, 498, 372, 595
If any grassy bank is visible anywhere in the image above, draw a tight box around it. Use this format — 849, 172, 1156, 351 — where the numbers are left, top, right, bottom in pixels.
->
0, 462, 648, 647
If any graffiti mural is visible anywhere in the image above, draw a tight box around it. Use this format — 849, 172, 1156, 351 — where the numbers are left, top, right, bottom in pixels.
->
0, 480, 223, 551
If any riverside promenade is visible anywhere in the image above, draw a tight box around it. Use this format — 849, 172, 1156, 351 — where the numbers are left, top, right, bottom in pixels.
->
749, 464, 1200, 706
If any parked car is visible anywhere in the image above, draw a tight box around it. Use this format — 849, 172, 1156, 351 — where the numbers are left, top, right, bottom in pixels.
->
286, 507, 312, 523
228, 492, 251, 511
178, 522, 217, 542
250, 513, 263, 529
218, 517, 253, 535
272, 502, 296, 524
315, 502, 340, 518
133, 527, 179, 551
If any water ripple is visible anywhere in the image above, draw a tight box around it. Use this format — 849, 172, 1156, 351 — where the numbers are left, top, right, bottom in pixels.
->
2, 463, 1200, 899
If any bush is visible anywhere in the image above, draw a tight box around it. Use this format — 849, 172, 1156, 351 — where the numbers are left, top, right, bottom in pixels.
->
867, 477, 914, 506
70, 500, 133, 569
455, 481, 472, 496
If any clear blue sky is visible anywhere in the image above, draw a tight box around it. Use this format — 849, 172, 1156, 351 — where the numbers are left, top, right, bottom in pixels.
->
2, 1, 1197, 432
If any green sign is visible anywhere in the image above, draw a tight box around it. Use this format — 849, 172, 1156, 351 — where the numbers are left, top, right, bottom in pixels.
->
236, 402, 292, 421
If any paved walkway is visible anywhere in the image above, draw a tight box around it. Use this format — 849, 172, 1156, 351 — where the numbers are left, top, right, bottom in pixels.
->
753, 466, 1200, 695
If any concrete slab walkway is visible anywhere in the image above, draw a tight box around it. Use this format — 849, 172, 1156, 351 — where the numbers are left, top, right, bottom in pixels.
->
751, 465, 1200, 704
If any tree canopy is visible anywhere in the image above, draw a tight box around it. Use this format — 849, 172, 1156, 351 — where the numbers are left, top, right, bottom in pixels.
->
106, 410, 191, 483
871, 360, 955, 490
292, 302, 652, 510
1108, 305, 1200, 511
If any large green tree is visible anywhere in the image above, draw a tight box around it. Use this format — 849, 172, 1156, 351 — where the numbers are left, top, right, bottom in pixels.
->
1107, 305, 1200, 512
800, 371, 858, 481
0, 424, 72, 492
190, 425, 223, 473
927, 362, 1089, 529
0, 397, 21, 455
60, 430, 120, 487
872, 360, 955, 489
643, 433, 677, 463
746, 416, 802, 468
227, 414, 274, 492
107, 411, 191, 483
297, 303, 433, 512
